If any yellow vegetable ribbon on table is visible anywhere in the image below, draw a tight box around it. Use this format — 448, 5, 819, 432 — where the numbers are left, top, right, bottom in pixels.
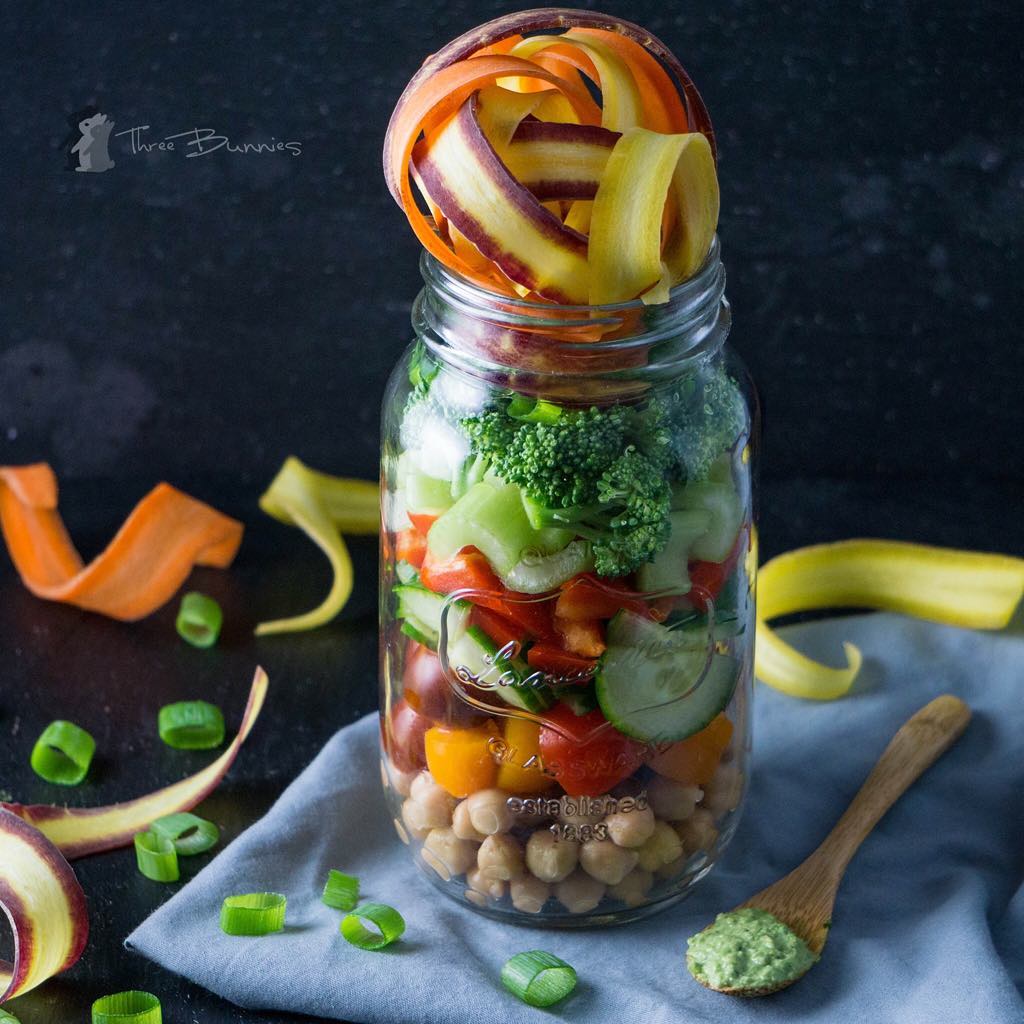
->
755, 540, 1024, 700
256, 457, 379, 636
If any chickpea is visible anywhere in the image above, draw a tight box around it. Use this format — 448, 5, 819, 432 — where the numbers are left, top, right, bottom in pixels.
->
604, 805, 656, 848
477, 833, 525, 881
451, 800, 487, 842
704, 763, 744, 817
400, 798, 432, 841
409, 773, 456, 828
676, 808, 718, 853
422, 827, 477, 878
467, 866, 506, 901
387, 763, 418, 798
635, 821, 683, 872
647, 776, 703, 821
466, 788, 514, 835
655, 852, 689, 880
608, 868, 654, 907
510, 875, 550, 914
555, 869, 606, 914
558, 798, 606, 828
579, 838, 639, 885
525, 829, 579, 883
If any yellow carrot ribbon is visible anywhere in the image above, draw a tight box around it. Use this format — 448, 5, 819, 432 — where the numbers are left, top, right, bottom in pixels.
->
256, 457, 379, 636
755, 540, 1024, 700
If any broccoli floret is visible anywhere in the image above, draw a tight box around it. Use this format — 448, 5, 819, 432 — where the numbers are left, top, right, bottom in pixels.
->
647, 367, 747, 482
520, 447, 671, 577
463, 404, 633, 509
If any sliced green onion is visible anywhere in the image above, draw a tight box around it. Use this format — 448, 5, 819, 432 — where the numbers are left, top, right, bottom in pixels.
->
507, 396, 562, 424
502, 950, 578, 1008
340, 902, 405, 949
151, 812, 220, 856
0, 1009, 22, 1023
220, 892, 287, 935
321, 869, 359, 911
134, 831, 179, 883
157, 700, 225, 750
176, 591, 224, 648
91, 990, 162, 1023
30, 720, 96, 785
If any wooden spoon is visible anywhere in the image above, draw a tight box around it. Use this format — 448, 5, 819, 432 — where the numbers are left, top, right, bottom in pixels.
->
694, 693, 972, 997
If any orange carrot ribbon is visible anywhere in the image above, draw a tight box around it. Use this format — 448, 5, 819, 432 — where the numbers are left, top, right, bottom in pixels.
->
0, 463, 243, 621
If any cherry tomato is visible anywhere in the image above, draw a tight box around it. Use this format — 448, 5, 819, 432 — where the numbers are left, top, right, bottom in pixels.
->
538, 704, 646, 797
382, 698, 430, 772
403, 643, 485, 726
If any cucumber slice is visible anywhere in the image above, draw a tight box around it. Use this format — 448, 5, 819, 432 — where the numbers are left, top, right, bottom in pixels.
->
400, 619, 437, 650
448, 626, 553, 713
635, 509, 712, 595
395, 560, 420, 585
394, 585, 470, 644
673, 480, 742, 563
405, 466, 455, 517
596, 640, 738, 743
499, 540, 593, 594
606, 609, 708, 652
427, 483, 537, 575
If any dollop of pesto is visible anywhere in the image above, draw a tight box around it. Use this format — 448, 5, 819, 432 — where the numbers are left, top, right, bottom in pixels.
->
686, 908, 817, 990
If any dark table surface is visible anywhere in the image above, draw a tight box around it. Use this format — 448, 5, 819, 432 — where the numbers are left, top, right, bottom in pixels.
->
2, 0, 1022, 1020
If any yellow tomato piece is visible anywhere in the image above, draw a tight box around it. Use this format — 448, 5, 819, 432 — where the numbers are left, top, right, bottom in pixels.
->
496, 718, 553, 795
425, 724, 498, 798
649, 714, 733, 787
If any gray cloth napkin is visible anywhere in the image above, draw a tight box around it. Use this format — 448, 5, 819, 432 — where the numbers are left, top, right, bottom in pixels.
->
128, 613, 1024, 1023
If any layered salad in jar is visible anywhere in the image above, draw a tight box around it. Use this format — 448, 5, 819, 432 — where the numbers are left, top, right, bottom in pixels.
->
379, 8, 756, 923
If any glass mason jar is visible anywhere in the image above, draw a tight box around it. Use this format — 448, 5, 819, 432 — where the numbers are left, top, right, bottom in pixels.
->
379, 238, 757, 926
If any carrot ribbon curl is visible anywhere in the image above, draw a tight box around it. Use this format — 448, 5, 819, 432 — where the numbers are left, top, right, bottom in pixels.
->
0, 463, 243, 620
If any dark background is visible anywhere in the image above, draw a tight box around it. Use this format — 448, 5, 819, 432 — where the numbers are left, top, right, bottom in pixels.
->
1, 1, 1021, 1022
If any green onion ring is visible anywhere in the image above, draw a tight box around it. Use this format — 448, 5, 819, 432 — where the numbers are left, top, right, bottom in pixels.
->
340, 903, 405, 949
157, 700, 225, 750
321, 869, 360, 911
91, 990, 162, 1023
150, 812, 220, 856
220, 892, 287, 935
176, 591, 224, 648
30, 720, 96, 786
134, 831, 179, 883
501, 950, 578, 1007
0, 1009, 23, 1023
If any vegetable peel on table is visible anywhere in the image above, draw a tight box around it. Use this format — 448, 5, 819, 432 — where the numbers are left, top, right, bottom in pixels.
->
256, 457, 378, 635
0, 669, 268, 1006
2, 667, 268, 858
755, 541, 1024, 700
383, 8, 718, 306
0, 463, 242, 621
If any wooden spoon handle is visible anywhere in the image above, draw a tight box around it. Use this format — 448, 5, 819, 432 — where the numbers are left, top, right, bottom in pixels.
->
815, 694, 971, 874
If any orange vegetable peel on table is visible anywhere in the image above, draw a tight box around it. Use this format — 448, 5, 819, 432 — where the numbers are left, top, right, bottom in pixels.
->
0, 463, 242, 620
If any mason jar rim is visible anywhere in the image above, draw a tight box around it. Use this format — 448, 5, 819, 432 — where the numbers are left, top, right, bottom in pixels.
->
412, 237, 730, 389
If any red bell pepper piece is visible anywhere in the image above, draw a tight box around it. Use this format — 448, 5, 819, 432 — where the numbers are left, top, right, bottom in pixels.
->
555, 574, 651, 621
395, 528, 427, 569
688, 528, 746, 612
407, 511, 439, 535
526, 642, 597, 680
470, 605, 523, 652
554, 615, 606, 657
421, 550, 556, 639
